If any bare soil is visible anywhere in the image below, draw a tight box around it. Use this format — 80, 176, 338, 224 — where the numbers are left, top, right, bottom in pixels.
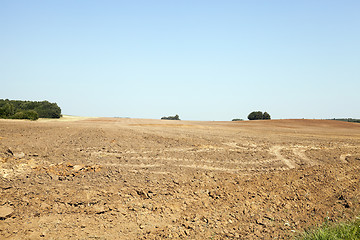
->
0, 118, 360, 239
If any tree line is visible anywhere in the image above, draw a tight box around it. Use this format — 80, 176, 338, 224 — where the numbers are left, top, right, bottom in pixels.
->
0, 99, 62, 120
331, 118, 360, 123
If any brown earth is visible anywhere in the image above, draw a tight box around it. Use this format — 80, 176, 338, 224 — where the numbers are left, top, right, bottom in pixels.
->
0, 117, 360, 239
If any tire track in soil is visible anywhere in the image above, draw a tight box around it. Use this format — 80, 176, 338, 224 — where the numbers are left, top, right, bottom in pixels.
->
340, 154, 352, 163
123, 156, 279, 164
176, 164, 239, 172
104, 155, 288, 173
104, 163, 162, 168
104, 160, 242, 173
292, 147, 318, 166
99, 143, 291, 173
96, 143, 343, 173
269, 145, 297, 169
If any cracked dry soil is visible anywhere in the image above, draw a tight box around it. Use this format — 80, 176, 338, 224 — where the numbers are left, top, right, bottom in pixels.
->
0, 118, 360, 239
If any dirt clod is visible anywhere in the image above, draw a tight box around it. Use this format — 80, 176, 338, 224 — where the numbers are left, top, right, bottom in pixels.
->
0, 206, 14, 219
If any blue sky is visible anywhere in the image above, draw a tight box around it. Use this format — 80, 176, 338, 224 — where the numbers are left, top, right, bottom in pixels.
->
1, 1, 359, 120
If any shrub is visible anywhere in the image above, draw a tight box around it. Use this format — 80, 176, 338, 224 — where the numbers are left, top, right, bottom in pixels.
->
232, 119, 243, 121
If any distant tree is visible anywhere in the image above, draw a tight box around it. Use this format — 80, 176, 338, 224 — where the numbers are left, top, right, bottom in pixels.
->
248, 111, 271, 120
248, 111, 263, 120
161, 114, 180, 120
263, 112, 271, 120
232, 119, 243, 121
34, 101, 61, 118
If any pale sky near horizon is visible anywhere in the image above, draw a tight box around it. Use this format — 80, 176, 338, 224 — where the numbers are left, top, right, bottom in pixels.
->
1, 1, 359, 121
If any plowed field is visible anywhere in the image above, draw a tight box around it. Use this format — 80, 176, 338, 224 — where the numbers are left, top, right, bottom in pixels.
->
1, 117, 360, 239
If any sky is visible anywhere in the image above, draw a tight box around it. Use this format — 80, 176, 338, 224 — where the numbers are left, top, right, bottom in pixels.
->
1, 1, 359, 121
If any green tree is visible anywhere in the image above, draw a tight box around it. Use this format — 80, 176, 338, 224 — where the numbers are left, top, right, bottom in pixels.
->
247, 111, 271, 120
3, 103, 15, 117
161, 114, 180, 120
248, 111, 263, 120
11, 110, 39, 121
35, 101, 61, 118
263, 112, 271, 120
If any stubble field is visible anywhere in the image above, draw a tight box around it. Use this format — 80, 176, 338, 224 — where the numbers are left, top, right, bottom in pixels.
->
0, 117, 360, 239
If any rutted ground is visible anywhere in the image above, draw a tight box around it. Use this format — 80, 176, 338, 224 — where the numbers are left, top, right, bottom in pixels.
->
0, 118, 360, 239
